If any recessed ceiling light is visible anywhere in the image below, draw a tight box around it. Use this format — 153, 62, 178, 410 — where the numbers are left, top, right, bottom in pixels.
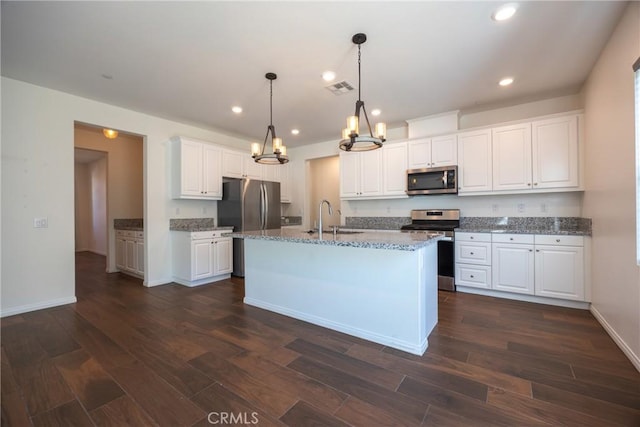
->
231, 106, 243, 114
322, 71, 336, 82
499, 77, 514, 86
291, 129, 300, 135
371, 109, 381, 116
492, 3, 518, 21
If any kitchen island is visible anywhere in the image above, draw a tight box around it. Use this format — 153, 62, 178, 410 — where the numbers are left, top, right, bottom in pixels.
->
227, 229, 442, 355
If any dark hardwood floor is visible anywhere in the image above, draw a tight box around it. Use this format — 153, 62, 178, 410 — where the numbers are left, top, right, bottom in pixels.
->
2, 251, 639, 426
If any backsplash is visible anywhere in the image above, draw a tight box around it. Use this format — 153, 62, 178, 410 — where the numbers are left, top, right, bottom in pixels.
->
114, 218, 143, 229
170, 218, 217, 231
459, 216, 592, 234
281, 216, 302, 226
345, 216, 411, 230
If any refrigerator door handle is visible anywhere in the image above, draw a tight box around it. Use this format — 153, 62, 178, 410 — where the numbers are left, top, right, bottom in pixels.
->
260, 183, 266, 230
263, 183, 269, 230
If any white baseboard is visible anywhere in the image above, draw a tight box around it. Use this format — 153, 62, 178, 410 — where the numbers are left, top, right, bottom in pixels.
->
1, 296, 77, 318
144, 278, 174, 287
590, 305, 640, 373
172, 274, 231, 288
456, 286, 591, 310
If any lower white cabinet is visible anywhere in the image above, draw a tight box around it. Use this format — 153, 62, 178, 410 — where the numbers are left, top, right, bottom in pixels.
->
534, 235, 584, 301
455, 232, 588, 304
172, 230, 233, 286
491, 234, 535, 295
115, 230, 144, 278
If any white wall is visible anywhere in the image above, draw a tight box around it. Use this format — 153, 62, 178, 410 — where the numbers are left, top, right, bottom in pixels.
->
581, 2, 640, 369
74, 162, 93, 251
288, 96, 586, 229
1, 77, 253, 316
90, 157, 108, 255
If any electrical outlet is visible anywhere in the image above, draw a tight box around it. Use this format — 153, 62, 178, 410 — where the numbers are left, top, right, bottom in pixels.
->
202, 207, 207, 214
33, 217, 48, 228
492, 204, 499, 213
517, 203, 525, 213
176, 207, 180, 215
540, 203, 547, 213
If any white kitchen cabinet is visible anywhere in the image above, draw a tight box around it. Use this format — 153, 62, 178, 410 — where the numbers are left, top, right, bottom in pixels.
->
532, 115, 579, 189
115, 230, 144, 279
339, 150, 383, 199
492, 234, 535, 295
457, 129, 492, 193
279, 162, 292, 203
222, 149, 244, 178
172, 230, 233, 286
243, 156, 264, 180
534, 235, 584, 301
382, 142, 409, 197
455, 232, 492, 289
407, 134, 457, 170
172, 137, 222, 200
492, 123, 532, 191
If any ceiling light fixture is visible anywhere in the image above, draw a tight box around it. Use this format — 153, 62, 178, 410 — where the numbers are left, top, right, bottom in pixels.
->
492, 4, 518, 21
232, 106, 243, 114
339, 33, 386, 152
291, 129, 300, 135
322, 71, 336, 82
499, 77, 514, 86
250, 73, 289, 165
371, 109, 381, 116
102, 128, 118, 139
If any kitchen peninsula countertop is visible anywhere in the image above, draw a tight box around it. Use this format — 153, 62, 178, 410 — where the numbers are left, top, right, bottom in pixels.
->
455, 216, 592, 236
227, 228, 442, 251
114, 218, 143, 231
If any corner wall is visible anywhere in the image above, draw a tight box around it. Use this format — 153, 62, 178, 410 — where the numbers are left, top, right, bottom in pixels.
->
581, 2, 640, 370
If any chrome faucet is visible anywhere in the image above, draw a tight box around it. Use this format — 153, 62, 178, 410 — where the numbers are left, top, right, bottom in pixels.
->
318, 199, 333, 239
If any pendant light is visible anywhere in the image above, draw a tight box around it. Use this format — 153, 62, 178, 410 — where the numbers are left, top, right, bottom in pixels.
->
251, 72, 289, 165
339, 33, 386, 152
103, 128, 118, 139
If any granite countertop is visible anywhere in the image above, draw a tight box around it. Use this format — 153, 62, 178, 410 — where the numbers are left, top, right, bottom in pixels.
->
169, 218, 233, 232
225, 228, 443, 251
455, 216, 592, 236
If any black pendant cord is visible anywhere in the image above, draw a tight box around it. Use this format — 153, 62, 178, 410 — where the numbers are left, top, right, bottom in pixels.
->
352, 37, 374, 139
262, 77, 277, 154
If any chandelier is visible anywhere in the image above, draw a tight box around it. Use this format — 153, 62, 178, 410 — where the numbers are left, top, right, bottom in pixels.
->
251, 72, 289, 164
339, 33, 386, 152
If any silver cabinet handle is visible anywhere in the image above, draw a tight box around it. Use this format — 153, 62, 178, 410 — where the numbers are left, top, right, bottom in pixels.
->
556, 239, 560, 242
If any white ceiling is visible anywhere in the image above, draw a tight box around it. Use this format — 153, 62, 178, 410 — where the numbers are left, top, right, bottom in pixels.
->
1, 1, 627, 147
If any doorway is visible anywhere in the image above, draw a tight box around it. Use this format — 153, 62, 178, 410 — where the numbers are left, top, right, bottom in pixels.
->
73, 123, 143, 274
306, 156, 341, 229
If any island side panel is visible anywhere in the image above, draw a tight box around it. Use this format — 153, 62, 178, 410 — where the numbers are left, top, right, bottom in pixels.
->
243, 239, 438, 355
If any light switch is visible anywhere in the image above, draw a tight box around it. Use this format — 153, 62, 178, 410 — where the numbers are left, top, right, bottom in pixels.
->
33, 217, 48, 228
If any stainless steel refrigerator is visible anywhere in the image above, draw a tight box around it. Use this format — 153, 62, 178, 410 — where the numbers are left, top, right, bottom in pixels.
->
218, 178, 281, 277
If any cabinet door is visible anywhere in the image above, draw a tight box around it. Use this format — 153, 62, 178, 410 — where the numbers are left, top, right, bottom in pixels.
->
192, 240, 214, 280
532, 115, 579, 189
202, 144, 222, 198
431, 134, 457, 167
280, 163, 292, 203
407, 138, 431, 169
243, 156, 264, 180
262, 163, 280, 183
222, 150, 244, 178
339, 152, 360, 198
492, 243, 534, 294
359, 149, 383, 197
115, 237, 126, 270
180, 140, 204, 197
535, 245, 584, 300
492, 123, 532, 191
125, 239, 137, 272
383, 142, 408, 196
458, 129, 492, 193
135, 239, 144, 275
213, 238, 233, 275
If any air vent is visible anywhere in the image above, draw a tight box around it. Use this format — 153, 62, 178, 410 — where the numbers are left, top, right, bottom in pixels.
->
325, 81, 354, 95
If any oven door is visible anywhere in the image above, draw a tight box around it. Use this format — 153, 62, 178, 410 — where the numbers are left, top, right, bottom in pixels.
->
437, 239, 455, 291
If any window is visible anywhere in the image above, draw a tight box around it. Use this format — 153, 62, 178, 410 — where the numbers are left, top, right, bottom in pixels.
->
635, 57, 640, 264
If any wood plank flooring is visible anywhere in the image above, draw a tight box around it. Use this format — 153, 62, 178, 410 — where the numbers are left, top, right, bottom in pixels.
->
2, 251, 639, 426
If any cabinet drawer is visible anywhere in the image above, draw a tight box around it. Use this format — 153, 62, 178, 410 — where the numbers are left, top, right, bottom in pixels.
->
455, 232, 491, 243
134, 231, 144, 239
455, 241, 491, 265
190, 230, 226, 240
492, 233, 534, 244
455, 264, 491, 289
534, 235, 584, 246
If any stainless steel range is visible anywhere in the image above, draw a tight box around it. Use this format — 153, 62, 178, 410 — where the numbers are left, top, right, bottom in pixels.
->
401, 209, 460, 292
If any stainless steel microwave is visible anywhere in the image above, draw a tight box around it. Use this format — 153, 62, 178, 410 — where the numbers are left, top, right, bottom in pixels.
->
406, 166, 458, 195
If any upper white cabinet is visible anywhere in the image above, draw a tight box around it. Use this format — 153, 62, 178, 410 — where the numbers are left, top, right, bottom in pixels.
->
492, 123, 532, 191
243, 156, 264, 180
382, 142, 409, 197
221, 150, 244, 179
279, 163, 292, 203
222, 148, 290, 202
457, 129, 492, 193
340, 149, 383, 199
172, 137, 222, 200
407, 134, 457, 170
532, 115, 579, 189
